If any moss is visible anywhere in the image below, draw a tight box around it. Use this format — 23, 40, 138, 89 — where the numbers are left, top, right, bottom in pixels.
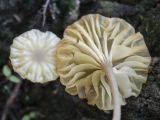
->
138, 5, 160, 57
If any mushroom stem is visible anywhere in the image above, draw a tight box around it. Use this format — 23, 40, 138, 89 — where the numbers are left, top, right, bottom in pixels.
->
104, 61, 121, 120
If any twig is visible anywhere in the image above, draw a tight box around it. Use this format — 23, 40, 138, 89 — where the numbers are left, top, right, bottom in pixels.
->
42, 0, 50, 27
1, 83, 21, 120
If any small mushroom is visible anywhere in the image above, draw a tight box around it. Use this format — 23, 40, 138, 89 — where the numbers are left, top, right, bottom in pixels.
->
10, 29, 60, 83
56, 14, 151, 120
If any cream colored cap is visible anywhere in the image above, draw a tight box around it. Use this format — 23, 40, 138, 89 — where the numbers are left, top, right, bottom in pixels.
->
56, 14, 151, 111
10, 29, 60, 83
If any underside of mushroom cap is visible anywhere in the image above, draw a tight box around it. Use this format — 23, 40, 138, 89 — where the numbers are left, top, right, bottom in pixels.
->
10, 29, 60, 83
56, 14, 151, 112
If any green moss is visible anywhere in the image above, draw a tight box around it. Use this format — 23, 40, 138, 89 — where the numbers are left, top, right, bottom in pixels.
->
138, 5, 160, 57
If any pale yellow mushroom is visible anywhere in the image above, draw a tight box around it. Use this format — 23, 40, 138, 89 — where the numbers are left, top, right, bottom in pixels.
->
10, 29, 60, 83
56, 14, 151, 120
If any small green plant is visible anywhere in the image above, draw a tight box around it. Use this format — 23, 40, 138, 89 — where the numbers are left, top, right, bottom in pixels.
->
22, 112, 39, 120
2, 65, 21, 83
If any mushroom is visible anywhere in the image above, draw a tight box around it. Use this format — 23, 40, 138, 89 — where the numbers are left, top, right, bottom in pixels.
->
10, 29, 60, 83
56, 14, 151, 120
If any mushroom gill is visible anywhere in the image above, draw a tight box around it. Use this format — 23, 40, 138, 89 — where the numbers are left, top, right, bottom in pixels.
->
10, 29, 60, 83
56, 14, 151, 120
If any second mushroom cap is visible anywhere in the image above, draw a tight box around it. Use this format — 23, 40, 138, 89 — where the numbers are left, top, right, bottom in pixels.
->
56, 14, 151, 111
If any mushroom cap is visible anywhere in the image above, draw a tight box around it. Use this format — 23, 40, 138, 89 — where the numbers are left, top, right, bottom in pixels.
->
56, 14, 151, 111
10, 29, 60, 83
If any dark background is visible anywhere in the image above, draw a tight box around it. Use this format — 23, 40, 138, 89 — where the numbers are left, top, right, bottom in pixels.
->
0, 0, 160, 120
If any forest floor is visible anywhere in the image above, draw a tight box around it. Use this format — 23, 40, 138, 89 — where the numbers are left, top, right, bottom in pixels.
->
0, 0, 160, 120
